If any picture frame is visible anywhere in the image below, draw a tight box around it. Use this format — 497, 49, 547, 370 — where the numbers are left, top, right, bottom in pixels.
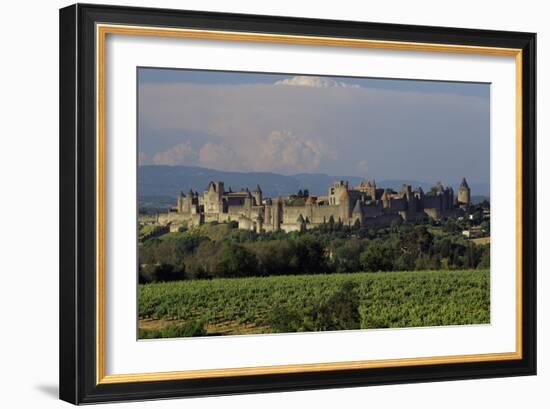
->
59, 3, 536, 404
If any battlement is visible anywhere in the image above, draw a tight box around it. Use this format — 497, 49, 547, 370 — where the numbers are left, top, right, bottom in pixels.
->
160, 178, 470, 233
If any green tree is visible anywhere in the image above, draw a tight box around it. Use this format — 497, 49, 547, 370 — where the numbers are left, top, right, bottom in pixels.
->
359, 240, 394, 272
183, 240, 220, 278
331, 238, 364, 272
215, 243, 259, 277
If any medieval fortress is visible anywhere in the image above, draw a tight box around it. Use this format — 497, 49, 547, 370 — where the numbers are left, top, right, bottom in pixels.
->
153, 178, 472, 233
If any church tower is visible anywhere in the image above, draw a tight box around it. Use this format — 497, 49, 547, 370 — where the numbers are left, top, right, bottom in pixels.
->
457, 177, 471, 207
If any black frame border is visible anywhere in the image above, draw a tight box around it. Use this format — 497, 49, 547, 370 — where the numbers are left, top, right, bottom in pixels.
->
59, 3, 536, 404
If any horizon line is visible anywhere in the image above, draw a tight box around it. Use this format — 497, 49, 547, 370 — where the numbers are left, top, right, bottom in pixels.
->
138, 164, 488, 186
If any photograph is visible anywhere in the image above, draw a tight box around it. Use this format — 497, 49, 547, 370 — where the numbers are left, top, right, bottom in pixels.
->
137, 67, 491, 339
55, 2, 537, 404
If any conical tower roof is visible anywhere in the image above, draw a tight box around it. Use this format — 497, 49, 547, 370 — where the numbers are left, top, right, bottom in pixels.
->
352, 200, 363, 215
460, 177, 469, 189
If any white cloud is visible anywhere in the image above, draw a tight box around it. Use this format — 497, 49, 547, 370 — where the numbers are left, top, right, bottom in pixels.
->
251, 130, 335, 173
198, 143, 237, 169
274, 75, 360, 88
152, 132, 337, 174
139, 78, 489, 180
153, 142, 197, 165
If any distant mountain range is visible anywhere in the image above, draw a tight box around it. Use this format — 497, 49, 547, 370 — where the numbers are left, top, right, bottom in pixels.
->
138, 165, 489, 209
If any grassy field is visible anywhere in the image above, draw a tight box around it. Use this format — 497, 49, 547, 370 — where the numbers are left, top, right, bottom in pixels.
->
138, 269, 490, 338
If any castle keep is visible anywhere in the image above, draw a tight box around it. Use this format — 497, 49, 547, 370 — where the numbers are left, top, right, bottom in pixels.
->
155, 178, 471, 233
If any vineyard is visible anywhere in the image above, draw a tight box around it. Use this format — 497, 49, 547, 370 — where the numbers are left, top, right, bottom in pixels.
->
138, 269, 490, 338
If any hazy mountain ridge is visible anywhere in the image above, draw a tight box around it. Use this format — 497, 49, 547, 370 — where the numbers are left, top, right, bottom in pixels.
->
138, 165, 489, 206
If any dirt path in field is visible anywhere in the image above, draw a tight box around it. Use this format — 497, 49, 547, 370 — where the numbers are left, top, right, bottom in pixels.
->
139, 318, 272, 336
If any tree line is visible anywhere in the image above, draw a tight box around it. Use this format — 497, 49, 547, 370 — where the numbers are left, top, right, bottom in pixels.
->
139, 219, 489, 283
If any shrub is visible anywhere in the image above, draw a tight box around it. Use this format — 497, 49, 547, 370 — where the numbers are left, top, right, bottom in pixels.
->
139, 263, 185, 283
267, 281, 360, 332
266, 306, 304, 333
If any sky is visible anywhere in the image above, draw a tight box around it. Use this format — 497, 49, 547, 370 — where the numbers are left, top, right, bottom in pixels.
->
138, 67, 490, 186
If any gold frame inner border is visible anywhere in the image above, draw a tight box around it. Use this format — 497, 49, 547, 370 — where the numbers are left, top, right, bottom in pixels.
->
95, 23, 523, 385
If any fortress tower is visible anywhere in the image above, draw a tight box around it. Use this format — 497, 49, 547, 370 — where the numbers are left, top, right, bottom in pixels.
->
177, 191, 185, 213
252, 184, 263, 206
329, 180, 349, 206
273, 196, 283, 231
204, 181, 224, 214
339, 187, 351, 221
381, 190, 391, 209
457, 177, 471, 207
